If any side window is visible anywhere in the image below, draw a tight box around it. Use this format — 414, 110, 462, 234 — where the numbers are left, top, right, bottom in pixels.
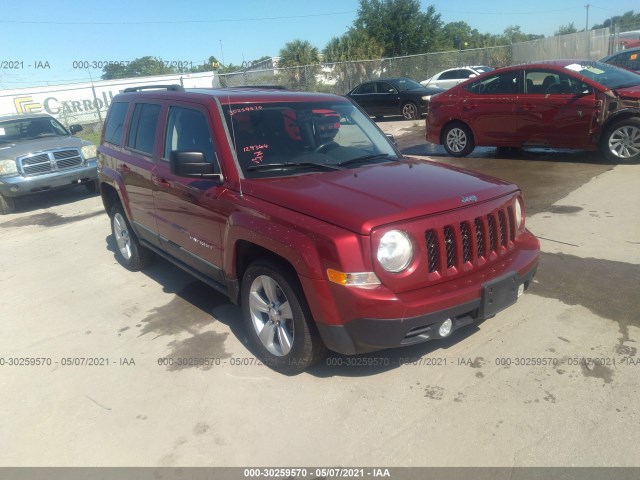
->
356, 83, 375, 94
524, 70, 591, 95
439, 70, 459, 80
103, 102, 129, 146
376, 82, 395, 93
126, 103, 161, 155
459, 69, 475, 79
164, 107, 215, 162
466, 71, 520, 94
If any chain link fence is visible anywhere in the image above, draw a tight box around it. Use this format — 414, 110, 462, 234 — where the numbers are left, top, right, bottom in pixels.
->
219, 45, 513, 94
218, 26, 628, 95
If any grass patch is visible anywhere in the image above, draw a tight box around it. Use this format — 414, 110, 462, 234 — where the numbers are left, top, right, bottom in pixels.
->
76, 130, 101, 145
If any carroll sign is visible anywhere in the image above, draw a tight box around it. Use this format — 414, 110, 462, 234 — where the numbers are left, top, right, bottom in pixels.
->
13, 91, 115, 116
0, 71, 217, 126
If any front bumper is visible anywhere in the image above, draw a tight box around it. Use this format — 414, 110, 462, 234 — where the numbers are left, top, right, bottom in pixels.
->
316, 261, 537, 354
0, 159, 97, 198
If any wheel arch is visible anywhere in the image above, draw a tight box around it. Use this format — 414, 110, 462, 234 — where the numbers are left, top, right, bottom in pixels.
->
599, 109, 640, 143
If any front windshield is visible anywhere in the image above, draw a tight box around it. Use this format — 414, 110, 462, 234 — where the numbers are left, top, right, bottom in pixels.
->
222, 101, 399, 178
0, 117, 69, 143
564, 61, 640, 89
393, 78, 423, 91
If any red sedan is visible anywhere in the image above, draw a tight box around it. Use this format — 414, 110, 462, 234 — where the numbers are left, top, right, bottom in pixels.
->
426, 60, 640, 162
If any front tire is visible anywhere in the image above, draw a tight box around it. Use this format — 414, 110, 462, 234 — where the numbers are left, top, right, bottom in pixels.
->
601, 118, 640, 163
443, 123, 475, 157
0, 194, 16, 215
110, 203, 152, 271
241, 260, 326, 374
401, 102, 418, 120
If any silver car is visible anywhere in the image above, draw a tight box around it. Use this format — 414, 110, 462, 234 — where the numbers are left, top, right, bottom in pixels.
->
0, 113, 98, 214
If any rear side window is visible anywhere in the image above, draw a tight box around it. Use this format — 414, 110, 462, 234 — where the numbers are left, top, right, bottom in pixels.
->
127, 103, 161, 155
103, 102, 129, 146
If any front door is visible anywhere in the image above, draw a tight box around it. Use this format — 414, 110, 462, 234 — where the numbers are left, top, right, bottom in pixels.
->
152, 103, 227, 285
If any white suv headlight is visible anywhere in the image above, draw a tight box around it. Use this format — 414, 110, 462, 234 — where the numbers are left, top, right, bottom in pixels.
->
377, 230, 413, 272
0, 159, 18, 176
81, 145, 97, 160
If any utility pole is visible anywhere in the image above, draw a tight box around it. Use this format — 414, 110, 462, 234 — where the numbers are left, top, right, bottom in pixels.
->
585, 3, 591, 31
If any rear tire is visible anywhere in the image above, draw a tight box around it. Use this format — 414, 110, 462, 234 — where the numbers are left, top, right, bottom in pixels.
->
241, 259, 326, 374
600, 118, 640, 163
109, 203, 152, 271
442, 123, 475, 157
0, 194, 15, 215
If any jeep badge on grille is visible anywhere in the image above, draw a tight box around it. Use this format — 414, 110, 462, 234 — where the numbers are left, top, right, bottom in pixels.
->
461, 194, 478, 203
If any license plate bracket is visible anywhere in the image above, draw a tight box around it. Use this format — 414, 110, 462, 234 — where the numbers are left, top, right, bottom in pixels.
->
480, 272, 520, 318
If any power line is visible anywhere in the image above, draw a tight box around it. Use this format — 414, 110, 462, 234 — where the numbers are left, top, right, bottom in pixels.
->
0, 10, 356, 25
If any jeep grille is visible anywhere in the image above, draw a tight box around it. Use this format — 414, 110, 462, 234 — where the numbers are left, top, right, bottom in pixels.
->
425, 205, 516, 275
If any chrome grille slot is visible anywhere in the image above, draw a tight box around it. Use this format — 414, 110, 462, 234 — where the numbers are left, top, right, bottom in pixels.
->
487, 214, 497, 253
498, 210, 507, 247
443, 226, 456, 268
474, 217, 484, 258
425, 229, 438, 273
460, 221, 471, 264
507, 206, 516, 242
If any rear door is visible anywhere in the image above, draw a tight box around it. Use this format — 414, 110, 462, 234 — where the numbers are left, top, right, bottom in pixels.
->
151, 102, 227, 284
461, 69, 523, 145
120, 101, 162, 246
349, 82, 378, 115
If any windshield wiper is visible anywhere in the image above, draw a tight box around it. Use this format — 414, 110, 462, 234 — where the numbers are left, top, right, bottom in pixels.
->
337, 153, 394, 167
247, 162, 341, 172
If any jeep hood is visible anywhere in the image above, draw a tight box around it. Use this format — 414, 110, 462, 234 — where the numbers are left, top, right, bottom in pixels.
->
0, 135, 89, 159
242, 158, 518, 234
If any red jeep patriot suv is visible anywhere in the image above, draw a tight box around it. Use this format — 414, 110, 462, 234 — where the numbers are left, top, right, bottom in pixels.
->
98, 85, 539, 374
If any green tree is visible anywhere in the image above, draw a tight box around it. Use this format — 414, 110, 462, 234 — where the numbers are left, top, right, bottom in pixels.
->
101, 56, 176, 80
278, 39, 320, 67
355, 0, 444, 56
323, 29, 384, 62
502, 25, 544, 44
277, 40, 321, 89
555, 22, 578, 36
592, 10, 640, 30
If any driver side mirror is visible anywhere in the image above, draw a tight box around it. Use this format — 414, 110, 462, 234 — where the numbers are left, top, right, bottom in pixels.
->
170, 151, 222, 181
69, 124, 83, 135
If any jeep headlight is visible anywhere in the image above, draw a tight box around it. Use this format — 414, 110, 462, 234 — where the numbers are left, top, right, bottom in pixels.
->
515, 197, 524, 233
377, 230, 413, 273
0, 159, 18, 176
81, 145, 97, 160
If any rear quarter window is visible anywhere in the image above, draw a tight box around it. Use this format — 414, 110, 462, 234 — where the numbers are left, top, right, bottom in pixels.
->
103, 102, 129, 146
127, 103, 161, 155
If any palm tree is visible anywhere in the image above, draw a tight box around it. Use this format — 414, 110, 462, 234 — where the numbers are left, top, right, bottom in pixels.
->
278, 40, 320, 89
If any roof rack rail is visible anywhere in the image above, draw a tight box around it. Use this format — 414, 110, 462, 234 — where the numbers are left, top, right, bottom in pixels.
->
228, 85, 287, 90
122, 84, 185, 93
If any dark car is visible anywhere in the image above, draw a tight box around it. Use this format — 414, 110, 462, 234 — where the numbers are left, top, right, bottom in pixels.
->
346, 77, 444, 120
601, 47, 640, 73
98, 85, 538, 374
426, 60, 640, 162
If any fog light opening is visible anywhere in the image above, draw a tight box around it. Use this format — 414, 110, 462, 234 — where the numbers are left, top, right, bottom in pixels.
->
517, 283, 525, 298
439, 318, 453, 337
